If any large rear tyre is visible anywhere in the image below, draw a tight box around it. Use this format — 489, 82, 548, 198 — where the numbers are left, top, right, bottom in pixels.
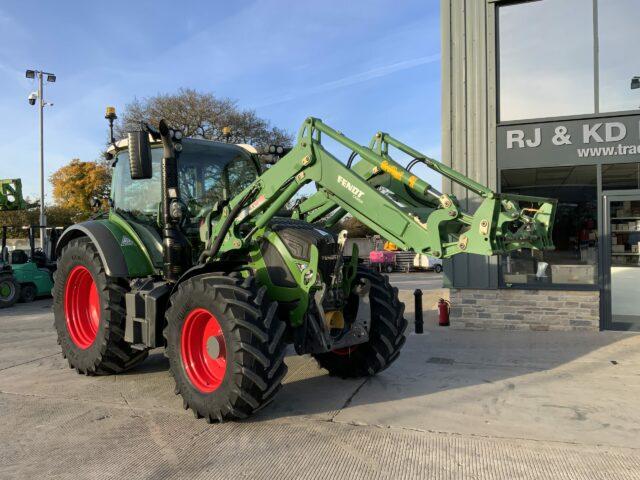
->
313, 267, 407, 378
164, 273, 288, 422
53, 238, 148, 374
0, 274, 19, 309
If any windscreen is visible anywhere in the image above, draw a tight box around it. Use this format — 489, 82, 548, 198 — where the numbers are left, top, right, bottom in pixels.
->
112, 139, 260, 222
177, 140, 259, 213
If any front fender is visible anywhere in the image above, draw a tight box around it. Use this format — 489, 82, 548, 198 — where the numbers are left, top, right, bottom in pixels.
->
56, 220, 155, 278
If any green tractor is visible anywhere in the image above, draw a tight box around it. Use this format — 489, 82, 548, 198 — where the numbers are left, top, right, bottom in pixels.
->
53, 117, 556, 422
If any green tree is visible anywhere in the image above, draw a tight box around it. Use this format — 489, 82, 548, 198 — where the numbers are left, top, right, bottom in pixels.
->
331, 215, 374, 238
115, 88, 292, 147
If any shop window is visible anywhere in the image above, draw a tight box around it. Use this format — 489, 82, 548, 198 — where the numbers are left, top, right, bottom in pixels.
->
602, 163, 640, 190
498, 0, 595, 121
500, 165, 598, 286
598, 0, 640, 113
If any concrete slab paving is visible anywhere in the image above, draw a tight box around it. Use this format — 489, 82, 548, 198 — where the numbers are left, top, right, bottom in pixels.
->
1, 290, 640, 479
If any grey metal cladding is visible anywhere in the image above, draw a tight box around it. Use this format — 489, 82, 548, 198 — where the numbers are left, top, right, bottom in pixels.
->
442, 0, 498, 289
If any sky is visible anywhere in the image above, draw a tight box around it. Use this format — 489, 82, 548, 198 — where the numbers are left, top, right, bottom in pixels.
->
0, 0, 442, 203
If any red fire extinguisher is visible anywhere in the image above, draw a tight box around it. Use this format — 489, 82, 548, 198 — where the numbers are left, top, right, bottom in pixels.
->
438, 298, 450, 326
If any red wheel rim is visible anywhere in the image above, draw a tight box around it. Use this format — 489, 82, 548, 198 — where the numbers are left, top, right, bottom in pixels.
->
332, 345, 359, 356
64, 266, 100, 349
181, 308, 227, 393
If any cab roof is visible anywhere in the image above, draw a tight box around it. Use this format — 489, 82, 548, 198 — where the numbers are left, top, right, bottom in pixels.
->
106, 136, 258, 156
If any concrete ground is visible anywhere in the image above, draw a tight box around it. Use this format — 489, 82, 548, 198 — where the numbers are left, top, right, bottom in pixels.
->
1, 273, 640, 479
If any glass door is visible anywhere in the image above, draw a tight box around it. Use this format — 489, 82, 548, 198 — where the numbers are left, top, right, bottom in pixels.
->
603, 193, 640, 331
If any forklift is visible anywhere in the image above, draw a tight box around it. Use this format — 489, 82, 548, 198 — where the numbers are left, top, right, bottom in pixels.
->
0, 225, 56, 305
0, 179, 57, 307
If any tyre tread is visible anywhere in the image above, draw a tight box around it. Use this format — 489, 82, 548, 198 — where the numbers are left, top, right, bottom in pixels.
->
164, 273, 288, 422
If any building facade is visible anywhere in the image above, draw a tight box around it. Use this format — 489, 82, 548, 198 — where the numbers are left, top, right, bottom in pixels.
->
442, 0, 640, 331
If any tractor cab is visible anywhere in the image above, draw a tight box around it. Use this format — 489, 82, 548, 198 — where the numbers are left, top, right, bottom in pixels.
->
108, 137, 262, 267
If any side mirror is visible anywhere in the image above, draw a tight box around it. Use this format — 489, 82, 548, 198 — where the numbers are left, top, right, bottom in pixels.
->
127, 130, 153, 179
631, 77, 640, 90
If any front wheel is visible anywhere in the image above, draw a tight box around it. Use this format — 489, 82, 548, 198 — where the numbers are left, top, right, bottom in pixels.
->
313, 267, 407, 378
164, 273, 288, 422
434, 264, 443, 274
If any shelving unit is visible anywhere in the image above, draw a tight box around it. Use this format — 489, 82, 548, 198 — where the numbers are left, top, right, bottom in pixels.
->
611, 215, 640, 265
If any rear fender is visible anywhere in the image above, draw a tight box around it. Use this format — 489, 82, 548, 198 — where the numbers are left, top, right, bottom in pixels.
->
55, 220, 155, 278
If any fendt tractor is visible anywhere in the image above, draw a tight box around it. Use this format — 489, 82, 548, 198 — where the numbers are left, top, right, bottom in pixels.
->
52, 117, 556, 422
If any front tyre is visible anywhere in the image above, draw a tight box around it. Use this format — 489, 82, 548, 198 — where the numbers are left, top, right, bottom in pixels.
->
165, 273, 288, 422
53, 238, 148, 374
314, 267, 407, 378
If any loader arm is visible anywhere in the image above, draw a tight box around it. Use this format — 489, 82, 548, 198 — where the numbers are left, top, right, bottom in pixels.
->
204, 117, 556, 261
297, 130, 557, 245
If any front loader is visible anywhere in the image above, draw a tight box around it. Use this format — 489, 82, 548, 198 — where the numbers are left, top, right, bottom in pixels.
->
53, 116, 556, 422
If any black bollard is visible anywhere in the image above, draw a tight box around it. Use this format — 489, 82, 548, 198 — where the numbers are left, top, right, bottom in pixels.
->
414, 289, 424, 334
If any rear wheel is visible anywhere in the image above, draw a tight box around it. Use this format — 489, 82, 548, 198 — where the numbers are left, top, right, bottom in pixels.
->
0, 274, 19, 308
313, 266, 407, 378
165, 273, 288, 422
434, 264, 443, 274
53, 238, 148, 374
19, 284, 37, 303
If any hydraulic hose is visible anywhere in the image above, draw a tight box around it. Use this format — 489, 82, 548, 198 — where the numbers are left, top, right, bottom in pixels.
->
346, 151, 358, 168
404, 158, 441, 205
200, 185, 259, 263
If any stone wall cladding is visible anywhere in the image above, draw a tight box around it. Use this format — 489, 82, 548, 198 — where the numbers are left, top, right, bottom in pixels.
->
449, 289, 600, 331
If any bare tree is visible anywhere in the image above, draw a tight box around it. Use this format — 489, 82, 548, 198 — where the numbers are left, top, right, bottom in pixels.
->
115, 88, 293, 147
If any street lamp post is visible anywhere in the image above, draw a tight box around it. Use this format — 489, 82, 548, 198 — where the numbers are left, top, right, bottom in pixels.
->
26, 69, 56, 251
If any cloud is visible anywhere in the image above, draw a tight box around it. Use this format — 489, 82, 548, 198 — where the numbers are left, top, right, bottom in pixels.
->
255, 53, 440, 107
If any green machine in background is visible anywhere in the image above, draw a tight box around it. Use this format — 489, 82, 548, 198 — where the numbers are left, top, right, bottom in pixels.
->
0, 179, 55, 308
0, 179, 28, 211
52, 117, 556, 422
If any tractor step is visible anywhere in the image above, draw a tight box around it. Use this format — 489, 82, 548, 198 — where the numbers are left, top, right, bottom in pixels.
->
124, 279, 170, 348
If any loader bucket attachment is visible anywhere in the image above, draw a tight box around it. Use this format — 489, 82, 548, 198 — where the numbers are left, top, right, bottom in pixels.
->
493, 193, 556, 254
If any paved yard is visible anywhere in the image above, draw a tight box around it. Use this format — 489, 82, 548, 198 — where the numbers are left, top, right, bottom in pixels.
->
1, 280, 640, 479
